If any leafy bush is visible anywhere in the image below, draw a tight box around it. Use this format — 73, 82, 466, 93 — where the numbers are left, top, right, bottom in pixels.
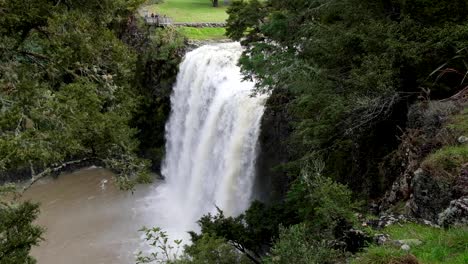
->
286, 162, 360, 237
136, 227, 249, 264
181, 234, 250, 264
136, 227, 182, 264
264, 223, 340, 264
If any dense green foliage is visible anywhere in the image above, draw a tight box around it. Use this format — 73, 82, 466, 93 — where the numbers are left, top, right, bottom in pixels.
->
170, 0, 468, 263
0, 185, 43, 264
1, 0, 187, 261
226, 0, 468, 198
178, 164, 361, 263
0, 0, 157, 187
263, 224, 338, 264
137, 227, 250, 264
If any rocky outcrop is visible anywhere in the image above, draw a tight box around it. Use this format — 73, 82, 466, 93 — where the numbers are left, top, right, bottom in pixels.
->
408, 168, 454, 221
380, 99, 467, 225
438, 196, 468, 227
404, 164, 467, 223
186, 39, 231, 51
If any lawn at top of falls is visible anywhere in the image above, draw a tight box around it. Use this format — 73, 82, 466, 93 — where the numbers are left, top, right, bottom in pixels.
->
142, 0, 229, 23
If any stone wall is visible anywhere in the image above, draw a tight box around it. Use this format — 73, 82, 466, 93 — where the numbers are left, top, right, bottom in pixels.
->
173, 22, 226, 28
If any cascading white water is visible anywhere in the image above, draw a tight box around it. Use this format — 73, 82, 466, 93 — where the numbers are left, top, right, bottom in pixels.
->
150, 43, 267, 237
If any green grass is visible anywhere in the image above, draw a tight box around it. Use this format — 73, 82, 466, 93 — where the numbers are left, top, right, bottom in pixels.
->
177, 27, 226, 40
448, 108, 468, 135
420, 107, 468, 180
422, 145, 468, 179
353, 223, 468, 264
142, 0, 229, 22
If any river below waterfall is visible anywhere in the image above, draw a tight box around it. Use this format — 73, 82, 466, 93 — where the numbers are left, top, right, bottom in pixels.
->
21, 42, 267, 263
22, 168, 158, 264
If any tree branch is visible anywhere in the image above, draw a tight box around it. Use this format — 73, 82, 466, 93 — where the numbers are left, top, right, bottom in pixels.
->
20, 158, 97, 194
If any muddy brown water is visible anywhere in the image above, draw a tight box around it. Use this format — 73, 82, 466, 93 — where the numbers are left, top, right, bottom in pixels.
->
22, 167, 159, 264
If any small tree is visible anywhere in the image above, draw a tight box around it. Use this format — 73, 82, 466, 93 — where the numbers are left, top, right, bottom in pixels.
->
135, 227, 182, 264
0, 185, 43, 264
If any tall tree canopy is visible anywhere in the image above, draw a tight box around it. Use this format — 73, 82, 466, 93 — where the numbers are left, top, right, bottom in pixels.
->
226, 0, 468, 197
0, 0, 150, 187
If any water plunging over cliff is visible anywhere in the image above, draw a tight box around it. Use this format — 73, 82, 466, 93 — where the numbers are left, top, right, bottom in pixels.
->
155, 42, 267, 234
22, 43, 266, 263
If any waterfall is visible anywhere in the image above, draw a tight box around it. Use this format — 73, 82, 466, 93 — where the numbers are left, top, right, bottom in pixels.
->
149, 43, 267, 237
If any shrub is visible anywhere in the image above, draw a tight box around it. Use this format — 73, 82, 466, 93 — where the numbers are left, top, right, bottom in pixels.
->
264, 223, 340, 264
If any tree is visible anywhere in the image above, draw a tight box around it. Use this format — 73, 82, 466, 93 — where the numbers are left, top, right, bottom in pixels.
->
211, 0, 219, 7
226, 0, 468, 198
182, 234, 250, 264
263, 224, 338, 264
0, 0, 150, 188
0, 185, 43, 264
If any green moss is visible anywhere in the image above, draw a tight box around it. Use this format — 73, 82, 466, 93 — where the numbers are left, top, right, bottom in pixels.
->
448, 108, 468, 135
422, 145, 468, 179
177, 27, 226, 40
354, 223, 468, 264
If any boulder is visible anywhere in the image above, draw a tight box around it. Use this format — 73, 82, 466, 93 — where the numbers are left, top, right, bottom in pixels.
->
408, 168, 453, 222
438, 196, 468, 227
457, 135, 468, 144
397, 239, 423, 246
401, 244, 411, 251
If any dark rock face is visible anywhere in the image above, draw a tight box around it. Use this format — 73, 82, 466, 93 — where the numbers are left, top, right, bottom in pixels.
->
119, 15, 149, 53
453, 166, 468, 198
254, 89, 294, 201
379, 100, 467, 226
407, 157, 467, 223
409, 168, 453, 221
186, 39, 231, 51
438, 167, 468, 226
0, 167, 33, 184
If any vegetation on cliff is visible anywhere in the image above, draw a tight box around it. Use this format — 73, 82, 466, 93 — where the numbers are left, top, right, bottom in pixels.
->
0, 185, 42, 264
2, 0, 467, 263
0, 0, 185, 262
150, 0, 468, 263
0, 0, 151, 187
0, 0, 186, 186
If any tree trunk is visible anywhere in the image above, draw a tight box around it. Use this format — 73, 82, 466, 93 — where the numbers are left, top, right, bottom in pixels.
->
212, 0, 218, 7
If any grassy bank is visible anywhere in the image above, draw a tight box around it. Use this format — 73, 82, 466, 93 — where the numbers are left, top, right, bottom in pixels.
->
143, 0, 228, 22
177, 27, 226, 40
354, 223, 468, 264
